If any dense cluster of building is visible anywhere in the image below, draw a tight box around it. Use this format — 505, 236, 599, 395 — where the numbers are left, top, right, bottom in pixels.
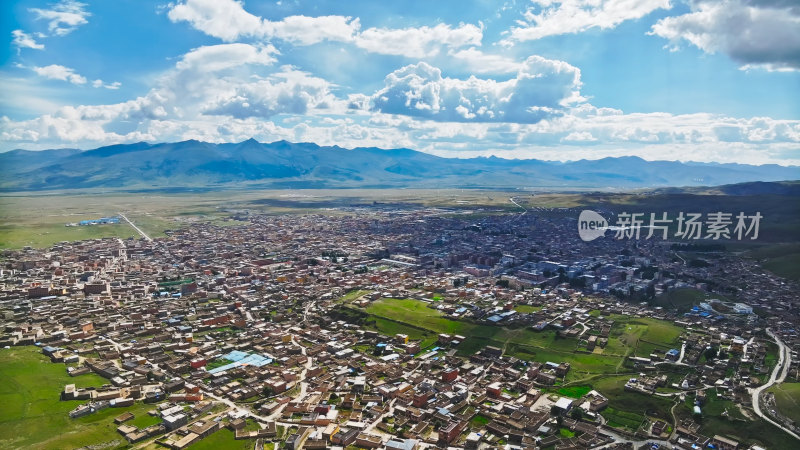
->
1, 207, 798, 449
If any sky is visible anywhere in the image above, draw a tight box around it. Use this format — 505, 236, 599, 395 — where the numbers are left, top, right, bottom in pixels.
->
1, 0, 800, 165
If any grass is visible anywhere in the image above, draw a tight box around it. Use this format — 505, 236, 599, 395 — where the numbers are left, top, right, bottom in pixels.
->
669, 388, 797, 449
129, 411, 161, 429
514, 304, 542, 313
603, 407, 644, 431
0, 346, 161, 449
556, 385, 591, 398
362, 298, 682, 376
0, 222, 137, 249
745, 243, 800, 281
187, 426, 253, 449
593, 375, 673, 423
470, 414, 490, 428
206, 358, 234, 370
768, 382, 800, 424
559, 427, 576, 438
654, 288, 709, 312
364, 298, 627, 372
338, 289, 372, 302
604, 316, 683, 358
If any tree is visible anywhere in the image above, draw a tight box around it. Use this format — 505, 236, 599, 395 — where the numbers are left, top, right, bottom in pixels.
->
704, 346, 718, 361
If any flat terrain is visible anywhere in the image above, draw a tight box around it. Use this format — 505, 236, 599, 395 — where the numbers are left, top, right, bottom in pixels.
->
2, 188, 797, 255
768, 382, 800, 424
743, 243, 800, 281
357, 298, 683, 381
0, 346, 154, 449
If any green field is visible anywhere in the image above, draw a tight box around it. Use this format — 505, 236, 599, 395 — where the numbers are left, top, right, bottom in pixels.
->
338, 289, 372, 302
0, 222, 138, 249
514, 304, 542, 313
592, 375, 674, 422
360, 298, 684, 379
4, 187, 795, 250
188, 426, 258, 450
655, 288, 709, 312
672, 388, 797, 449
768, 382, 800, 424
0, 346, 161, 449
556, 385, 591, 398
745, 243, 800, 281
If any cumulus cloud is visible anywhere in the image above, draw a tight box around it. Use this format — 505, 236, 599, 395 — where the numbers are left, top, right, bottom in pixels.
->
649, 0, 800, 71
167, 0, 481, 57
0, 42, 343, 147
33, 64, 87, 85
202, 68, 337, 118
168, 0, 359, 44
175, 43, 277, 72
370, 56, 583, 123
30, 64, 122, 89
11, 30, 44, 50
503, 0, 670, 44
30, 0, 91, 36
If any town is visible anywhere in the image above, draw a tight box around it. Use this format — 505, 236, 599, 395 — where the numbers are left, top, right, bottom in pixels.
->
1, 207, 798, 450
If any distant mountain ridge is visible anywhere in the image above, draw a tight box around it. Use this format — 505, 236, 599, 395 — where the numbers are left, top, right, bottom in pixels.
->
1, 139, 798, 191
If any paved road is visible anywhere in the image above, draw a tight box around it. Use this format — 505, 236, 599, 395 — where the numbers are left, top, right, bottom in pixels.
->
676, 342, 686, 364
509, 196, 528, 221
118, 212, 152, 241
750, 328, 800, 441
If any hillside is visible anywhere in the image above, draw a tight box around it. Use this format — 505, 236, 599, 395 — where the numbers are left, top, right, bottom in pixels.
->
1, 139, 798, 191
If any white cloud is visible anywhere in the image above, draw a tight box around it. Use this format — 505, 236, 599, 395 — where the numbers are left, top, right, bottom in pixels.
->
563, 131, 597, 142
30, 65, 121, 89
202, 68, 338, 118
448, 48, 521, 74
268, 15, 359, 45
649, 0, 800, 71
11, 30, 44, 50
167, 0, 358, 43
503, 0, 670, 44
167, 0, 481, 57
33, 64, 87, 85
92, 79, 122, 89
30, 0, 91, 36
370, 56, 583, 123
354, 23, 483, 58
175, 43, 277, 72
167, 0, 264, 41
0, 42, 341, 147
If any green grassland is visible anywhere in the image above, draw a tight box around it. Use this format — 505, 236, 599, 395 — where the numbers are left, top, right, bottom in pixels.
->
514, 304, 542, 313
768, 382, 800, 424
4, 187, 795, 250
188, 426, 256, 450
654, 288, 710, 312
0, 346, 161, 449
674, 388, 796, 449
358, 298, 695, 433
742, 243, 800, 281
359, 298, 683, 380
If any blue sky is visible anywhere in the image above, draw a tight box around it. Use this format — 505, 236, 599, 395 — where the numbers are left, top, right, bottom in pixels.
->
1, 0, 799, 165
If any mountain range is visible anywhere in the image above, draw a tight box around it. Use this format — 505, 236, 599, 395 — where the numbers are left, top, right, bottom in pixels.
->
1, 139, 798, 191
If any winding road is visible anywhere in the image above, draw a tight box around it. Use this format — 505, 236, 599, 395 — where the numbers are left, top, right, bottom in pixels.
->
750, 328, 799, 441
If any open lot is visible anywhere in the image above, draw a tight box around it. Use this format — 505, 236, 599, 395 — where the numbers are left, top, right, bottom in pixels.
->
357, 298, 684, 379
768, 382, 800, 425
0, 346, 156, 449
